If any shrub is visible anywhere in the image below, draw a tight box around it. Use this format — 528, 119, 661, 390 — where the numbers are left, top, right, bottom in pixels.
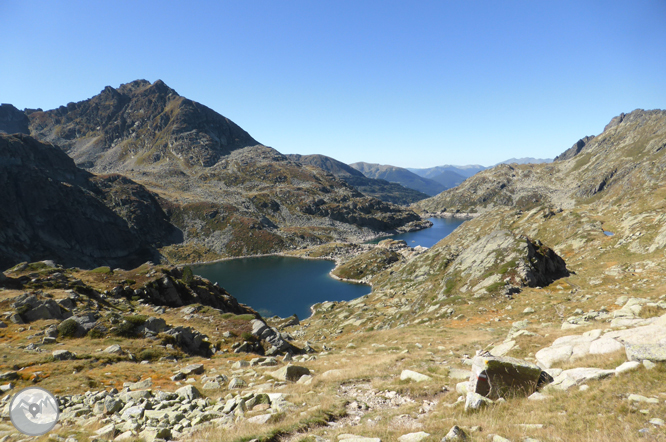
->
241, 331, 256, 342
57, 318, 79, 338
182, 266, 195, 286
88, 327, 104, 339
114, 315, 148, 338
138, 348, 163, 361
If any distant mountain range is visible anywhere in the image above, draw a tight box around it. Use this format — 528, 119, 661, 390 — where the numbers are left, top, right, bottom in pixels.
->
286, 154, 430, 205
350, 162, 447, 196
408, 158, 552, 181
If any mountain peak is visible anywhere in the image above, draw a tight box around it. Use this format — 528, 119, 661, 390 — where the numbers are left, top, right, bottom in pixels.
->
27, 80, 258, 171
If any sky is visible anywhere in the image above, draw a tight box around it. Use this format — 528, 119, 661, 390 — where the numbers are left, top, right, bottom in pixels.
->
1, 1, 665, 168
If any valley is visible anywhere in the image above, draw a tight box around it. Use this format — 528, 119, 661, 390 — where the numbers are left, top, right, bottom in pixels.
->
1, 85, 666, 442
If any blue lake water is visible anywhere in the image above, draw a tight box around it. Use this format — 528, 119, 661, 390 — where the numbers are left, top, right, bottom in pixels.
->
191, 256, 371, 319
192, 217, 466, 319
367, 217, 467, 248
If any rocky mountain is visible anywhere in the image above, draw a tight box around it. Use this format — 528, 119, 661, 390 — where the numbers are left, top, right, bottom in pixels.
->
350, 162, 447, 196
0, 133, 179, 270
287, 154, 430, 205
413, 109, 666, 215
286, 154, 365, 178
409, 164, 487, 179
5, 80, 427, 266
497, 157, 552, 165
0, 104, 29, 135
27, 79, 259, 172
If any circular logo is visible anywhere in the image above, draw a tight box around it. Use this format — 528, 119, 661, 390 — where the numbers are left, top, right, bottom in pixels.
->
9, 387, 60, 436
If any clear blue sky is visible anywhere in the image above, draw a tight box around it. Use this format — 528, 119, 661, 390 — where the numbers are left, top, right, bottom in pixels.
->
1, 1, 665, 167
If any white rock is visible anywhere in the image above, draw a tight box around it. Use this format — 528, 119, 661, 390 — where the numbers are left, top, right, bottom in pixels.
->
528, 392, 550, 401
615, 361, 641, 375
400, 369, 431, 383
643, 360, 657, 370
490, 340, 516, 357
397, 432, 430, 442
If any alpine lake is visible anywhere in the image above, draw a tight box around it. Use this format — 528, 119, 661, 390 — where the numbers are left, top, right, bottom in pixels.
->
191, 217, 466, 319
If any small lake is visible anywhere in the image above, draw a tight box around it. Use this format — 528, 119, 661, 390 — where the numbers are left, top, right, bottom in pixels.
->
367, 217, 467, 248
192, 217, 466, 319
191, 256, 371, 319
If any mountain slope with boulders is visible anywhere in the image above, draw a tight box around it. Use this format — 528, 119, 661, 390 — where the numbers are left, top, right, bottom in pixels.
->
1, 80, 428, 267
0, 133, 179, 270
413, 109, 666, 215
287, 153, 430, 205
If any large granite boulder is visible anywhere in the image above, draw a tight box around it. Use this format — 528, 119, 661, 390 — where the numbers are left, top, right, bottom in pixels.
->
469, 355, 542, 399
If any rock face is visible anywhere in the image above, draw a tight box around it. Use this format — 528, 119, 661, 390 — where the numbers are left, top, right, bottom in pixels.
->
0, 104, 30, 135
0, 133, 179, 270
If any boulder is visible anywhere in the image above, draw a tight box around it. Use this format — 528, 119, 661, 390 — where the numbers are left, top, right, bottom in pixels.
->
175, 385, 201, 400
104, 344, 123, 355
229, 377, 247, 389
180, 363, 205, 375
465, 392, 493, 412
469, 355, 542, 399
400, 370, 432, 383
52, 349, 75, 360
95, 423, 116, 440
397, 432, 430, 442
626, 343, 666, 362
442, 425, 468, 441
615, 361, 641, 375
142, 317, 167, 333
0, 371, 18, 381
127, 378, 152, 390
270, 365, 310, 382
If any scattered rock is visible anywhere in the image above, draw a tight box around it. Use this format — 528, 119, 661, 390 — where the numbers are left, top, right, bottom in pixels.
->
397, 432, 430, 442
104, 345, 123, 354
465, 392, 493, 412
175, 385, 201, 400
442, 425, 468, 441
270, 365, 311, 382
400, 369, 432, 383
52, 349, 75, 360
180, 363, 205, 375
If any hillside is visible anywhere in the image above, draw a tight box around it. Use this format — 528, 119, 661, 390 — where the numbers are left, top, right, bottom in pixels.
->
350, 161, 447, 196
0, 133, 179, 270
413, 109, 666, 215
287, 154, 430, 205
1, 109, 666, 442
6, 80, 429, 266
409, 164, 487, 179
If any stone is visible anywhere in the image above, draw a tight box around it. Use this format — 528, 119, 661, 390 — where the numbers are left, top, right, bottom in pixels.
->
113, 431, 135, 441
180, 363, 204, 375
625, 343, 666, 362
397, 432, 430, 442
104, 345, 123, 354
491, 436, 512, 442
400, 369, 432, 383
247, 414, 274, 424
469, 355, 542, 399
465, 392, 492, 412
121, 406, 144, 421
202, 381, 221, 390
229, 377, 247, 389
139, 427, 171, 442
0, 371, 18, 381
95, 423, 116, 440
523, 307, 535, 314
527, 392, 550, 401
9, 313, 24, 324
650, 418, 665, 426
128, 378, 152, 390
143, 317, 166, 333
104, 397, 123, 414
491, 340, 516, 357
270, 365, 311, 382
442, 425, 468, 441
245, 393, 271, 410
448, 369, 471, 380
0, 321, 7, 328
297, 375, 313, 385
643, 360, 657, 370
337, 436, 381, 442
615, 361, 641, 375
1, 383, 14, 393
175, 385, 201, 400
627, 394, 659, 404
52, 349, 75, 360
455, 381, 469, 395
588, 337, 624, 355
232, 361, 249, 369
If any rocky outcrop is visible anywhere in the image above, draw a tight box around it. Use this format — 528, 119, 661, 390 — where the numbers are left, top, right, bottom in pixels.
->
0, 104, 29, 135
554, 136, 595, 161
0, 133, 180, 270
